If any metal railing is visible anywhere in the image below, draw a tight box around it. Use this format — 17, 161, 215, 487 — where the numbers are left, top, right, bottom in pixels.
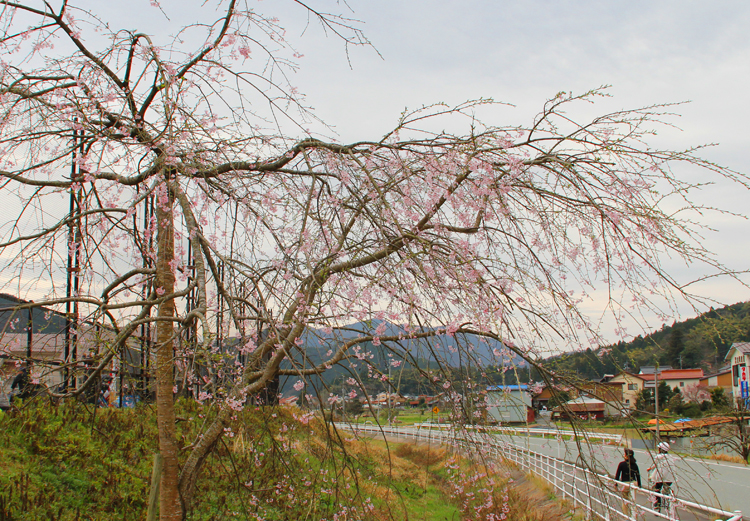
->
338, 423, 742, 521
411, 422, 624, 444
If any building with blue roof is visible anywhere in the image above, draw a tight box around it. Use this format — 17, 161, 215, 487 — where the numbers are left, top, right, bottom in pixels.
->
486, 384, 534, 423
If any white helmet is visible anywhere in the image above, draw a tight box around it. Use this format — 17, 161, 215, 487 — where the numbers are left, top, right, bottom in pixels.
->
658, 441, 670, 452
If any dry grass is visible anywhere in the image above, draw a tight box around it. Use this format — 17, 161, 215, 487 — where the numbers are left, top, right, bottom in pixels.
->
361, 439, 575, 521
710, 453, 747, 464
392, 440, 450, 467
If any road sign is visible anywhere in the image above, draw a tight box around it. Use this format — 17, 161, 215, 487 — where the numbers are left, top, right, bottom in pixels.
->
741, 366, 749, 382
742, 381, 749, 400
432, 407, 440, 414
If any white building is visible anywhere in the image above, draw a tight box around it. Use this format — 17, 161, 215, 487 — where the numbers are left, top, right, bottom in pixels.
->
486, 385, 533, 423
725, 342, 750, 407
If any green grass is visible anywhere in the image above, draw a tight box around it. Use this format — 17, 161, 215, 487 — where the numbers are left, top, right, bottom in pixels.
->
0, 400, 573, 520
348, 409, 448, 426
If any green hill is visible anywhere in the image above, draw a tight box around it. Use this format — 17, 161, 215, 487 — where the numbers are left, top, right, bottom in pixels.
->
546, 301, 750, 381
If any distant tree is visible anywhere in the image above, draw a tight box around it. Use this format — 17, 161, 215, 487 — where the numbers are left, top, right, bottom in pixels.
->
704, 401, 750, 462
667, 389, 684, 415
683, 384, 710, 404
668, 329, 685, 367
345, 399, 364, 417
657, 381, 674, 408
682, 343, 707, 369
681, 402, 702, 418
711, 387, 730, 410
636, 388, 655, 413
548, 390, 571, 409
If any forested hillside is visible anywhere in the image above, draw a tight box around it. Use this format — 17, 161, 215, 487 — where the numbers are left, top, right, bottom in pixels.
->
287, 303, 750, 396
545, 301, 750, 381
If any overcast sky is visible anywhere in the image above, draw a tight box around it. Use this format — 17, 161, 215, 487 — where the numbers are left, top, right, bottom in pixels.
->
261, 0, 750, 339
66, 0, 750, 339
9, 0, 750, 343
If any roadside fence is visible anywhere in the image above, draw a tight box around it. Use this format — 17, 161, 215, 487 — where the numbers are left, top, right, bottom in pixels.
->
411, 422, 623, 444
338, 423, 742, 521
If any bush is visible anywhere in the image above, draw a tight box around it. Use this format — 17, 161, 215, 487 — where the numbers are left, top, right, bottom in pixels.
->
681, 402, 702, 418
711, 387, 730, 410
667, 393, 684, 415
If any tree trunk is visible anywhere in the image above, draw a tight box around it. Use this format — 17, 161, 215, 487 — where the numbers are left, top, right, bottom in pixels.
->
179, 409, 229, 507
155, 176, 182, 521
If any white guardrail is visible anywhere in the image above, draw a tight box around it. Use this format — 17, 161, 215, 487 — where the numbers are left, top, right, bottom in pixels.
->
338, 424, 742, 521
412, 423, 624, 444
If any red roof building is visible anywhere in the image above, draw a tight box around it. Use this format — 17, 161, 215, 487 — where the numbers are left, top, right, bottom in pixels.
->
640, 368, 704, 391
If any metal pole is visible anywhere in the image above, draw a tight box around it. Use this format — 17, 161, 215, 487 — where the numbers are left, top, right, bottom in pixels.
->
72, 180, 81, 386
146, 453, 163, 521
64, 123, 81, 390
655, 363, 660, 444
388, 364, 391, 426
26, 302, 32, 360
141, 194, 154, 400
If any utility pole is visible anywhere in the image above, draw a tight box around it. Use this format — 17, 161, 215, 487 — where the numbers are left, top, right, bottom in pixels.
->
655, 362, 660, 445
65, 124, 82, 391
387, 363, 392, 426
26, 302, 33, 360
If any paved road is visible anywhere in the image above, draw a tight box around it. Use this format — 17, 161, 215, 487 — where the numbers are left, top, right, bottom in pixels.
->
498, 432, 748, 517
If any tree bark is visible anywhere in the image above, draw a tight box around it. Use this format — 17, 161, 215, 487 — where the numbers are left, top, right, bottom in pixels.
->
155, 175, 182, 521
179, 409, 229, 507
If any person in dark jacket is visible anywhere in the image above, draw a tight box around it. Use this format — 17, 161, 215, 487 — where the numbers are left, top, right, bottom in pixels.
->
10, 365, 32, 402
614, 448, 641, 517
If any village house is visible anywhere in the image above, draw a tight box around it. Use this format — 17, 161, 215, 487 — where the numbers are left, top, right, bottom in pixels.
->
531, 385, 554, 410
486, 384, 535, 424
607, 372, 647, 410
579, 382, 625, 417
552, 396, 606, 420
725, 342, 750, 406
0, 293, 145, 393
638, 368, 704, 392
699, 367, 733, 393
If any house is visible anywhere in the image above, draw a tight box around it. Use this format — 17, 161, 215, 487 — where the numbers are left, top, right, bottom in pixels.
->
532, 385, 554, 410
699, 368, 732, 392
373, 392, 408, 407
279, 395, 299, 407
579, 382, 624, 417
486, 385, 535, 423
725, 342, 750, 406
639, 365, 673, 374
639, 368, 704, 392
0, 293, 146, 393
552, 396, 606, 421
607, 372, 647, 409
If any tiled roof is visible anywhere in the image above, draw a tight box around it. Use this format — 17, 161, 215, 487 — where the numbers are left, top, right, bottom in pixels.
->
638, 368, 703, 380
612, 371, 647, 380
641, 416, 737, 432
701, 368, 732, 379
659, 369, 704, 379
725, 342, 750, 360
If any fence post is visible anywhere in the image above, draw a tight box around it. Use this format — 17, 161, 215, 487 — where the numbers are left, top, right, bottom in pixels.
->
146, 453, 163, 521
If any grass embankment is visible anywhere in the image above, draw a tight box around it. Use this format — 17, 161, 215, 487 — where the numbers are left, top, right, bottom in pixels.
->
0, 401, 571, 520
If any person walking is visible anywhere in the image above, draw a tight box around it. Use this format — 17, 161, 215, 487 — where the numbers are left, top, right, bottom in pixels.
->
10, 364, 32, 402
614, 448, 642, 518
647, 441, 675, 512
